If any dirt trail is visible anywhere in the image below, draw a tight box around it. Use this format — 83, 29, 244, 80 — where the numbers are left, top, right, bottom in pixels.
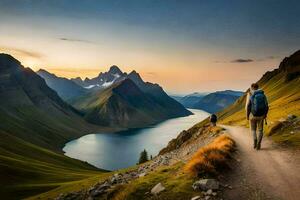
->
222, 125, 300, 200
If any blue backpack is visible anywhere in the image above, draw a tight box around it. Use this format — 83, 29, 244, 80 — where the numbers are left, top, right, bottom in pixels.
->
250, 90, 268, 117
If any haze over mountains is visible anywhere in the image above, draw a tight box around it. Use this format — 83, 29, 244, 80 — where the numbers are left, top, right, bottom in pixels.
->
37, 69, 87, 101
175, 90, 243, 113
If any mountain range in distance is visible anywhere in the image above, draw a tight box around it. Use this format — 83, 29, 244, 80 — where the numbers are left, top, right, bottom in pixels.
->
37, 64, 243, 120
174, 90, 243, 113
38, 65, 192, 128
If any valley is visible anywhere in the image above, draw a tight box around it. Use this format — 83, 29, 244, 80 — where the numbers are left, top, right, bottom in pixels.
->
1, 2, 299, 200
30, 49, 300, 200
0, 49, 299, 200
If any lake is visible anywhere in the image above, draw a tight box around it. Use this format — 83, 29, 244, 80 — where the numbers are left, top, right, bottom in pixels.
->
63, 109, 209, 171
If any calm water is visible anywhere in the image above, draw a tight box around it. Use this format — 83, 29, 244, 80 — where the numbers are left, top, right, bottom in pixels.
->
63, 109, 209, 170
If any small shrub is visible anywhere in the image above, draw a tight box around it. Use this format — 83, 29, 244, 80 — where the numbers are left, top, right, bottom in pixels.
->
138, 149, 149, 164
184, 134, 235, 176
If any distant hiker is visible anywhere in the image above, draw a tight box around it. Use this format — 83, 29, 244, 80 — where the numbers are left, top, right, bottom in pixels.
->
210, 114, 217, 126
246, 83, 269, 150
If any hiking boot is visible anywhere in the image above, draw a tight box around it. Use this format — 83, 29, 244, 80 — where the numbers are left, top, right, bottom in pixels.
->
253, 139, 257, 149
257, 142, 261, 150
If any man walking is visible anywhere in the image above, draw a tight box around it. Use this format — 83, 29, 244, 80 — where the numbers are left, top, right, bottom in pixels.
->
246, 83, 269, 150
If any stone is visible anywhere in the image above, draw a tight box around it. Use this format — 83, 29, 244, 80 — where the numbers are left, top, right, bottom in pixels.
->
139, 172, 147, 177
191, 196, 201, 200
151, 183, 165, 195
287, 114, 297, 121
278, 118, 286, 122
55, 191, 83, 200
110, 176, 117, 184
206, 189, 213, 195
212, 192, 217, 196
192, 179, 219, 191
90, 189, 105, 197
205, 196, 210, 200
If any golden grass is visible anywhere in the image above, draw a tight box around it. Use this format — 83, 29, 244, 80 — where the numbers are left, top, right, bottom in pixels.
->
184, 134, 235, 176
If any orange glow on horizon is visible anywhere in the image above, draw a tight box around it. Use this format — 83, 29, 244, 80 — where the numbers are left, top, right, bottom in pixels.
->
0, 46, 281, 94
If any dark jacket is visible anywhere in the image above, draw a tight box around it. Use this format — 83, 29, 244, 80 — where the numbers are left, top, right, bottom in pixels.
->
210, 114, 217, 123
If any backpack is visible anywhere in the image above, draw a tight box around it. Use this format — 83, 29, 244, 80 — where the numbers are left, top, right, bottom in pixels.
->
250, 90, 268, 117
210, 114, 217, 123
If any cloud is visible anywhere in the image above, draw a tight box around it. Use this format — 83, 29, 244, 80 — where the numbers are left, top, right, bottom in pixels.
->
146, 72, 157, 76
215, 56, 278, 64
231, 59, 253, 63
59, 37, 94, 44
0, 46, 43, 59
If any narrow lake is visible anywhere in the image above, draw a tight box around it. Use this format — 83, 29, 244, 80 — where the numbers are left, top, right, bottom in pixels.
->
63, 109, 209, 171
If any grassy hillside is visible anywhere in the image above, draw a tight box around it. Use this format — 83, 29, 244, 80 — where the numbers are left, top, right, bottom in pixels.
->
219, 50, 300, 146
0, 131, 106, 200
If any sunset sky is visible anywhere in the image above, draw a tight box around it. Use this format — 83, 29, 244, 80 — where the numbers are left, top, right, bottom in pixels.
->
0, 0, 299, 94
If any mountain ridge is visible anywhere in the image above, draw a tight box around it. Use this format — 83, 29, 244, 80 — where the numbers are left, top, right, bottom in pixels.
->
175, 90, 243, 113
37, 69, 87, 101
72, 78, 191, 128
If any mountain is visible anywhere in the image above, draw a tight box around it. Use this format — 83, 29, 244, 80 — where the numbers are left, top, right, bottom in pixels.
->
72, 78, 192, 128
170, 95, 183, 102
71, 65, 126, 89
174, 92, 208, 108
219, 50, 300, 145
126, 70, 192, 117
192, 90, 243, 113
0, 54, 107, 199
37, 69, 87, 101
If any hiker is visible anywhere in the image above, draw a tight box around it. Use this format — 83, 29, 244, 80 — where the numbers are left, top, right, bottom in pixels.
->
246, 83, 269, 150
210, 114, 217, 127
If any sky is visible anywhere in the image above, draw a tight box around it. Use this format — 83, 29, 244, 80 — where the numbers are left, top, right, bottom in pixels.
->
0, 0, 300, 94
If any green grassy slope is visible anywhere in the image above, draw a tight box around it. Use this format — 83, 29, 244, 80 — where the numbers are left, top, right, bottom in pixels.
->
0, 131, 107, 199
219, 50, 300, 146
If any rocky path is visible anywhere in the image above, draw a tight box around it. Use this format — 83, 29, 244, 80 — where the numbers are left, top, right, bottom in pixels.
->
55, 152, 179, 200
223, 125, 300, 200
